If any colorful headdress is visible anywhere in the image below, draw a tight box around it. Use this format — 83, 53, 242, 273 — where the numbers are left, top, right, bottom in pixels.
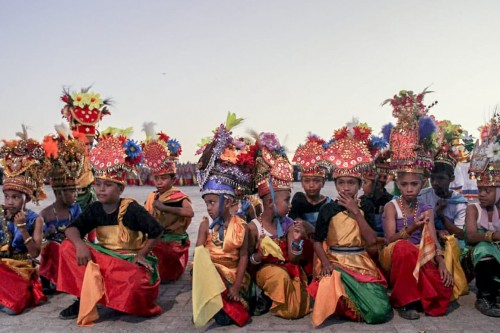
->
42, 124, 87, 191
89, 128, 143, 185
323, 119, 373, 179
0, 126, 49, 203
253, 132, 293, 198
434, 120, 472, 169
60, 87, 111, 138
196, 113, 254, 197
141, 122, 182, 176
469, 112, 500, 186
292, 134, 328, 178
383, 88, 440, 174
363, 124, 391, 182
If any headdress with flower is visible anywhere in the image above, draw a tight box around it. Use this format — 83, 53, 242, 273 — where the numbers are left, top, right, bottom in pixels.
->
253, 132, 293, 198
141, 122, 182, 176
383, 88, 440, 175
60, 87, 111, 138
469, 112, 500, 186
196, 112, 254, 198
323, 118, 374, 179
292, 134, 328, 178
0, 125, 50, 204
363, 124, 391, 182
434, 120, 472, 169
89, 127, 143, 186
42, 123, 87, 191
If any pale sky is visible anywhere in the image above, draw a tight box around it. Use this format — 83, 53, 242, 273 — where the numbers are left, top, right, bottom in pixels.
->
1, 0, 499, 162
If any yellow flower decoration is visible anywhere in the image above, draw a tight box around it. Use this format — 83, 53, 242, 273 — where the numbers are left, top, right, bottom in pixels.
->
87, 93, 103, 110
71, 92, 88, 108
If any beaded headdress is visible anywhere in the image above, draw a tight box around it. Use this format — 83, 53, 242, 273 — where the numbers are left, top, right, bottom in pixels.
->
89, 128, 143, 186
253, 132, 293, 198
469, 112, 500, 187
0, 125, 49, 204
383, 88, 440, 175
323, 119, 373, 179
292, 134, 328, 178
434, 120, 471, 169
60, 87, 111, 138
196, 113, 254, 197
42, 124, 86, 191
141, 122, 182, 176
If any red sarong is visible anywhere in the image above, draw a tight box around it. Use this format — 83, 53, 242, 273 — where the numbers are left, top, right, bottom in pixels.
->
57, 240, 162, 317
39, 241, 60, 284
390, 240, 452, 316
153, 239, 190, 282
0, 261, 46, 314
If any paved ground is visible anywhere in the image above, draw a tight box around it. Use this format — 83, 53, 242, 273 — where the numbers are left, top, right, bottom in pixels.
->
1, 184, 499, 332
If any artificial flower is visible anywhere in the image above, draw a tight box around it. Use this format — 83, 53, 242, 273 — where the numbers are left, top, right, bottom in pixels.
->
487, 142, 500, 162
168, 138, 182, 155
220, 147, 237, 164
158, 132, 170, 143
334, 127, 348, 140
71, 92, 88, 108
259, 132, 281, 151
124, 139, 142, 159
87, 93, 103, 110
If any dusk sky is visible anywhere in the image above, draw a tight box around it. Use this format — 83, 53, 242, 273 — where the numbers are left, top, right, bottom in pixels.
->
1, 1, 499, 162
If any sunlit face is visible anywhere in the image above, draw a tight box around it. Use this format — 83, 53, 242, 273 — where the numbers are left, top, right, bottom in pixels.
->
153, 173, 175, 193
301, 176, 325, 198
396, 172, 423, 202
335, 176, 361, 198
94, 178, 123, 204
478, 186, 497, 208
203, 194, 232, 219
430, 171, 452, 197
3, 190, 27, 217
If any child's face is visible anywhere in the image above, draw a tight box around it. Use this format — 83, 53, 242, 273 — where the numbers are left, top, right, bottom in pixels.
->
478, 186, 497, 208
272, 190, 292, 217
153, 174, 174, 193
362, 178, 373, 195
94, 178, 123, 204
396, 173, 423, 202
430, 171, 452, 197
301, 176, 324, 198
3, 190, 26, 217
203, 194, 231, 220
57, 188, 78, 206
335, 176, 360, 198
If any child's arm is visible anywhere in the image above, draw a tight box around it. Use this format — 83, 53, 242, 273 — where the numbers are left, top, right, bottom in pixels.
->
338, 192, 377, 246
287, 220, 306, 263
195, 216, 210, 247
65, 226, 92, 266
227, 225, 249, 301
464, 204, 489, 244
153, 198, 194, 218
133, 237, 160, 272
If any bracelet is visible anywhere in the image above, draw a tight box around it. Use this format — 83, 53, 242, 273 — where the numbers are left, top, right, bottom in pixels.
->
249, 253, 262, 265
16, 223, 26, 228
399, 228, 410, 240
485, 231, 494, 243
24, 236, 33, 245
291, 240, 304, 252
435, 248, 444, 257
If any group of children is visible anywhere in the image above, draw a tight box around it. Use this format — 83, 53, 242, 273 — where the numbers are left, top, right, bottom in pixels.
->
1, 87, 500, 328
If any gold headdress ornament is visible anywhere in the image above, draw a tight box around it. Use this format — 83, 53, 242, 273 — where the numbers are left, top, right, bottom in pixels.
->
469, 111, 500, 187
292, 134, 328, 178
0, 125, 50, 204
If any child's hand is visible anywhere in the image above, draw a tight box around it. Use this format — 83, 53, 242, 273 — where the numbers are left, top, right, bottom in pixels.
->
321, 261, 335, 277
337, 192, 361, 216
133, 254, 153, 273
14, 210, 27, 227
227, 285, 241, 302
75, 243, 92, 266
292, 221, 306, 241
152, 199, 164, 211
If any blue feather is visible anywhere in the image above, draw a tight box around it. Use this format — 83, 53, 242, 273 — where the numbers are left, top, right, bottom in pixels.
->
381, 123, 393, 142
418, 116, 436, 142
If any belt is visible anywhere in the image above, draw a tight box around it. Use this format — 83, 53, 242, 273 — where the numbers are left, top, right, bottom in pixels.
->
329, 246, 365, 254
0, 252, 29, 260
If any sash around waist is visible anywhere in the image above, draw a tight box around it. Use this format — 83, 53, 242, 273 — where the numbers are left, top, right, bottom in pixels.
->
329, 246, 365, 254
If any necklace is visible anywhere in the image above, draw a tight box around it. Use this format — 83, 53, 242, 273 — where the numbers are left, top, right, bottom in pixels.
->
398, 197, 418, 228
0, 207, 11, 247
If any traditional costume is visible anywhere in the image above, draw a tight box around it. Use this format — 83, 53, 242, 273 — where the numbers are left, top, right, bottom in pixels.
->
0, 129, 49, 314
290, 135, 330, 278
465, 113, 500, 315
57, 134, 163, 325
39, 125, 86, 286
192, 113, 254, 328
60, 87, 111, 211
380, 88, 452, 317
249, 131, 311, 319
309, 120, 391, 327
142, 125, 192, 282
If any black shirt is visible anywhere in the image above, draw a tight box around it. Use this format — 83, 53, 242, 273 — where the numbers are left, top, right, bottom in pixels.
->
68, 199, 163, 238
288, 192, 329, 220
314, 197, 375, 242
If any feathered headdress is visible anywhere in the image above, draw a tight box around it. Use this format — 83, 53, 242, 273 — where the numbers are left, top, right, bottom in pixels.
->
141, 122, 182, 176
383, 88, 440, 174
434, 120, 472, 169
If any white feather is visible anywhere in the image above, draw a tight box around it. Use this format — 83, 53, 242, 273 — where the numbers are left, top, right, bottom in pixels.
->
142, 122, 156, 140
54, 123, 71, 140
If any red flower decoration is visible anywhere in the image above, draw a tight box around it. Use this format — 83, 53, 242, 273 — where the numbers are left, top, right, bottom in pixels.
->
334, 127, 348, 140
157, 132, 170, 143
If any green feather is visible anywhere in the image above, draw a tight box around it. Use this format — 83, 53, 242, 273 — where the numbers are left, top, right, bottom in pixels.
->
225, 112, 244, 131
